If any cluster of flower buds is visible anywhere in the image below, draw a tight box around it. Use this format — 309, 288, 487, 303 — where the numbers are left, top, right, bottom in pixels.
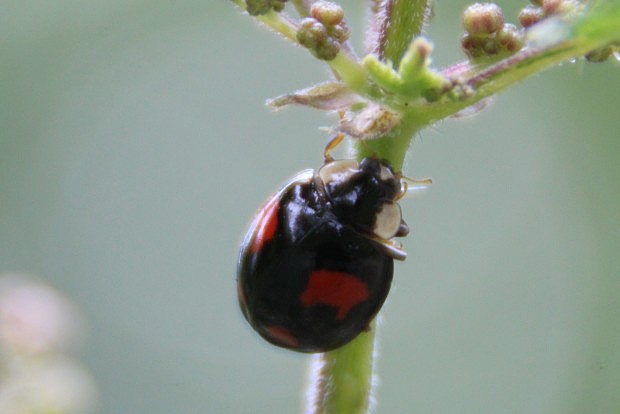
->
297, 1, 350, 61
518, 0, 615, 63
518, 0, 582, 28
461, 3, 524, 59
245, 0, 288, 16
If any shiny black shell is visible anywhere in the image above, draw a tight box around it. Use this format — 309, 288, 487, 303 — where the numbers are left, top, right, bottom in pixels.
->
237, 158, 407, 353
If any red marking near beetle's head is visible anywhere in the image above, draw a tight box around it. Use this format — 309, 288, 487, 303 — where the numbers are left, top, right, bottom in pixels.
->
300, 269, 369, 320
251, 197, 279, 253
264, 325, 299, 348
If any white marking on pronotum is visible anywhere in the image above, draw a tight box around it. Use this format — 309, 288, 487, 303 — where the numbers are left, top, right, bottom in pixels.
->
373, 202, 402, 240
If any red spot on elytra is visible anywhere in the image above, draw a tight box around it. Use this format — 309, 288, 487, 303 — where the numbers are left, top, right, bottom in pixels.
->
251, 197, 279, 253
300, 270, 369, 320
264, 325, 299, 348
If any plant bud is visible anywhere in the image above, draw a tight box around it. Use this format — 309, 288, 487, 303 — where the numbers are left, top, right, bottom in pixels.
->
245, 0, 287, 16
463, 3, 505, 35
328, 22, 350, 42
297, 18, 327, 49
310, 1, 344, 26
316, 38, 341, 61
519, 5, 545, 28
496, 24, 524, 52
461, 33, 484, 58
542, 0, 562, 15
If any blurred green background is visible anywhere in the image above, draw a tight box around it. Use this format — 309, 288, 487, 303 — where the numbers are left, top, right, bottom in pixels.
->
1, 1, 619, 413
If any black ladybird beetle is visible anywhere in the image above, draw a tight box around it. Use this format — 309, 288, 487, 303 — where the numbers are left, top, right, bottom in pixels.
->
237, 157, 421, 353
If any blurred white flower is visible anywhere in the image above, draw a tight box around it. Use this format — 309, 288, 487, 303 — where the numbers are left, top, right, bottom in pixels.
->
0, 274, 98, 413
0, 356, 97, 414
0, 275, 82, 354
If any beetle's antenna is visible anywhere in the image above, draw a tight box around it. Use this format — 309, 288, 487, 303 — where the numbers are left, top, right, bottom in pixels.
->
396, 176, 432, 200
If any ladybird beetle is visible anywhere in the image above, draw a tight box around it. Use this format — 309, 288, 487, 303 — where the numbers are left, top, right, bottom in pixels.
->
237, 157, 417, 353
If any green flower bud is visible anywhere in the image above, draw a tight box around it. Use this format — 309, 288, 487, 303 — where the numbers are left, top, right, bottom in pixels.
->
519, 5, 545, 28
315, 38, 341, 61
461, 33, 485, 58
462, 3, 505, 35
542, 0, 562, 15
327, 22, 350, 42
297, 18, 328, 49
272, 0, 286, 12
310, 1, 345, 26
496, 24, 524, 53
245, 0, 287, 16
481, 37, 498, 55
297, 18, 342, 61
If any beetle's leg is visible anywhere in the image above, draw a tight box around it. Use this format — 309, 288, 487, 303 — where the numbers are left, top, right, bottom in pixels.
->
323, 133, 346, 163
369, 236, 407, 261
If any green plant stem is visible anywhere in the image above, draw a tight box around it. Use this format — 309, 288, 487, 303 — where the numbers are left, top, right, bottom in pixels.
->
328, 53, 379, 99
231, 0, 298, 41
376, 0, 430, 64
306, 322, 377, 414
353, 114, 430, 171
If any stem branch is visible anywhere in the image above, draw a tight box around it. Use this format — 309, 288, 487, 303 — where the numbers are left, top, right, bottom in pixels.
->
232, 0, 299, 42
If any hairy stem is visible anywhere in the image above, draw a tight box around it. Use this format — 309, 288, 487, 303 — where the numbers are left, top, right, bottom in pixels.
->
306, 323, 377, 414
231, 0, 299, 41
369, 0, 431, 63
